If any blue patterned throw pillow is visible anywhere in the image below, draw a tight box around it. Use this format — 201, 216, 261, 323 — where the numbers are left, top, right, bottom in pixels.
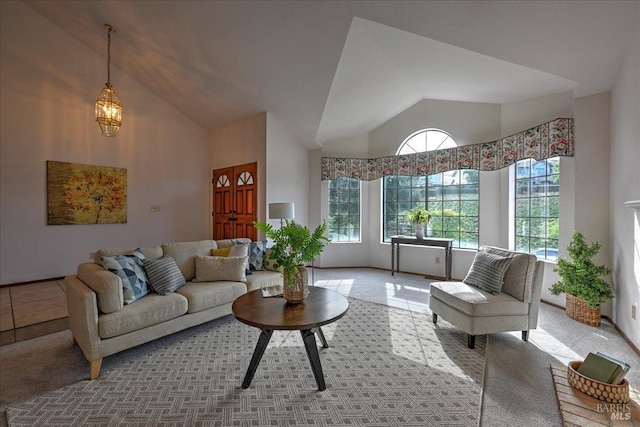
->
248, 241, 267, 271
101, 249, 150, 304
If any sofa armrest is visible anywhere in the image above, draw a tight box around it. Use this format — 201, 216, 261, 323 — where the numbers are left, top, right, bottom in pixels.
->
77, 262, 123, 313
527, 261, 545, 330
65, 275, 102, 363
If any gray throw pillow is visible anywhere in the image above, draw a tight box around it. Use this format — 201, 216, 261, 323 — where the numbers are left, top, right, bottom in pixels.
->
464, 251, 513, 294
143, 256, 186, 295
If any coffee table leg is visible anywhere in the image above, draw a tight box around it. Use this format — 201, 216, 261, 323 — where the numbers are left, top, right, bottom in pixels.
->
313, 327, 329, 348
242, 329, 273, 389
301, 329, 326, 391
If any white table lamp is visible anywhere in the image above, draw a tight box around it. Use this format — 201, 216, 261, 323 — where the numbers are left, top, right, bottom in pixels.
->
268, 202, 295, 227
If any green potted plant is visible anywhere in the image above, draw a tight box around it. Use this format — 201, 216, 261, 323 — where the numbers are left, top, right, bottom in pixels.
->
254, 219, 329, 304
549, 230, 613, 327
406, 205, 431, 239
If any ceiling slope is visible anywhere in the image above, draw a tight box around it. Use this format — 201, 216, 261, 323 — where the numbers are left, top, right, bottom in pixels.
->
23, 1, 640, 147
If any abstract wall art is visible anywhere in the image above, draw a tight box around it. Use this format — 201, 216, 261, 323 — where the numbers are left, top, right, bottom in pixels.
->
47, 161, 127, 225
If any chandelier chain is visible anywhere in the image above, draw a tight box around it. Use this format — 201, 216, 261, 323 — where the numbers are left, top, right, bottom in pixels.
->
106, 27, 112, 88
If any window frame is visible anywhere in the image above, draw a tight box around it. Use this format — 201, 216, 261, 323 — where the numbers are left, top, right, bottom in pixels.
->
513, 157, 560, 261
382, 129, 479, 249
328, 176, 361, 243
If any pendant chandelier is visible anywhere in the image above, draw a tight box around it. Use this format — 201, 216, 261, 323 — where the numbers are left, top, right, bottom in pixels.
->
95, 24, 122, 137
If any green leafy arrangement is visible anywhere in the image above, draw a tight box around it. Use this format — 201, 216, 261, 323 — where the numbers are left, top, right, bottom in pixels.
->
549, 230, 613, 308
406, 205, 431, 224
253, 220, 329, 284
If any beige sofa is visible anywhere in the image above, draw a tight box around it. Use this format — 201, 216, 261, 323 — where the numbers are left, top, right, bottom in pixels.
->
65, 239, 282, 380
430, 245, 544, 349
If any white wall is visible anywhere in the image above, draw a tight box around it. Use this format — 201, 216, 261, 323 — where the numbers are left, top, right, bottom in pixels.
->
319, 99, 502, 276
368, 99, 501, 157
367, 99, 503, 276
572, 93, 613, 316
320, 94, 588, 288
0, 2, 210, 284
209, 113, 267, 226
610, 27, 640, 345
317, 134, 372, 267
500, 92, 576, 307
266, 113, 309, 227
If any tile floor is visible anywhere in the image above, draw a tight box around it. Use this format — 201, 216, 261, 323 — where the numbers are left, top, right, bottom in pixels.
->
0, 280, 68, 346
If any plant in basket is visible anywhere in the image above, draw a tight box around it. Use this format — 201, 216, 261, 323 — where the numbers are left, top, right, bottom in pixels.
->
549, 230, 613, 326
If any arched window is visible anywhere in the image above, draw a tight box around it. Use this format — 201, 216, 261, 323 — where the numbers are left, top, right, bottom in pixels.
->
382, 129, 479, 249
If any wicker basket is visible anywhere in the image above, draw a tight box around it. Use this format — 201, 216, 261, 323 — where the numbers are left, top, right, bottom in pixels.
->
566, 294, 601, 327
567, 361, 629, 403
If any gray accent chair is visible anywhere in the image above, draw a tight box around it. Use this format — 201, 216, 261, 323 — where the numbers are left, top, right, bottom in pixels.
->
429, 246, 544, 349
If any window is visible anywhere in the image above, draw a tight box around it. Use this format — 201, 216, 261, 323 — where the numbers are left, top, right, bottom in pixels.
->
383, 129, 479, 248
328, 177, 361, 242
514, 157, 560, 260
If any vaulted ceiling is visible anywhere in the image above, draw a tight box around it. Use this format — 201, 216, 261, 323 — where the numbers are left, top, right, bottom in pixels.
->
24, 1, 640, 148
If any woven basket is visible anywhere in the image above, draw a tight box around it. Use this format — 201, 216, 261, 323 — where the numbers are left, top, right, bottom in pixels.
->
566, 294, 601, 327
567, 361, 629, 403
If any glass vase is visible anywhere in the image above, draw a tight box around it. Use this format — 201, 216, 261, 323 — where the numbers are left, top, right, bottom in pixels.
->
283, 266, 309, 304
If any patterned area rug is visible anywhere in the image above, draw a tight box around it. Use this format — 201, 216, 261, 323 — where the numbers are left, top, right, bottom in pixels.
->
7, 298, 485, 426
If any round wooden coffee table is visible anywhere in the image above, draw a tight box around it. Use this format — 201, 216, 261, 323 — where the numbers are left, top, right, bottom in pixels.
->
232, 287, 349, 391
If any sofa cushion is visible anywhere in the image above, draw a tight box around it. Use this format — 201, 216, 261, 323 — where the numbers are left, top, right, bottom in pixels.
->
101, 249, 150, 305
193, 255, 248, 283
77, 262, 123, 313
229, 243, 249, 258
176, 281, 246, 314
161, 240, 218, 281
211, 243, 251, 275
463, 251, 512, 294
98, 292, 188, 339
430, 282, 529, 317
482, 246, 536, 302
143, 256, 186, 295
229, 243, 251, 274
92, 246, 163, 267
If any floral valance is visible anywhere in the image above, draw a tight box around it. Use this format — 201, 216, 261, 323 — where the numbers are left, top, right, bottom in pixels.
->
321, 118, 574, 181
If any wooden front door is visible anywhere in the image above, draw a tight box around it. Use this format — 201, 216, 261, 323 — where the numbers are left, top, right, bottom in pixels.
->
212, 162, 257, 240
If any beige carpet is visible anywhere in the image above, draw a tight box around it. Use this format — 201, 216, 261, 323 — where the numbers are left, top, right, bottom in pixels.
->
3, 298, 485, 426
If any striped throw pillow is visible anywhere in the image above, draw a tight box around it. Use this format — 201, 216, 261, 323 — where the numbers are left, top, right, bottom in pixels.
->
143, 256, 186, 295
463, 251, 513, 294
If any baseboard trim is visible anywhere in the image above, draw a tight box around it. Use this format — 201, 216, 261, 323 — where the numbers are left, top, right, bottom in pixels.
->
0, 277, 65, 288
312, 266, 450, 281
541, 299, 640, 357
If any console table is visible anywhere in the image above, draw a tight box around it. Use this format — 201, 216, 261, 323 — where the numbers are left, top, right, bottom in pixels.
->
390, 236, 453, 281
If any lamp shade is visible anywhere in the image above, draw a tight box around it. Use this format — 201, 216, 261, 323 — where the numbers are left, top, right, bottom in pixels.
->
269, 202, 295, 220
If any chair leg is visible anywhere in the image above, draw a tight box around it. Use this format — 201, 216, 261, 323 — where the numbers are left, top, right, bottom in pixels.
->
432, 313, 438, 324
522, 330, 529, 342
467, 334, 476, 349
